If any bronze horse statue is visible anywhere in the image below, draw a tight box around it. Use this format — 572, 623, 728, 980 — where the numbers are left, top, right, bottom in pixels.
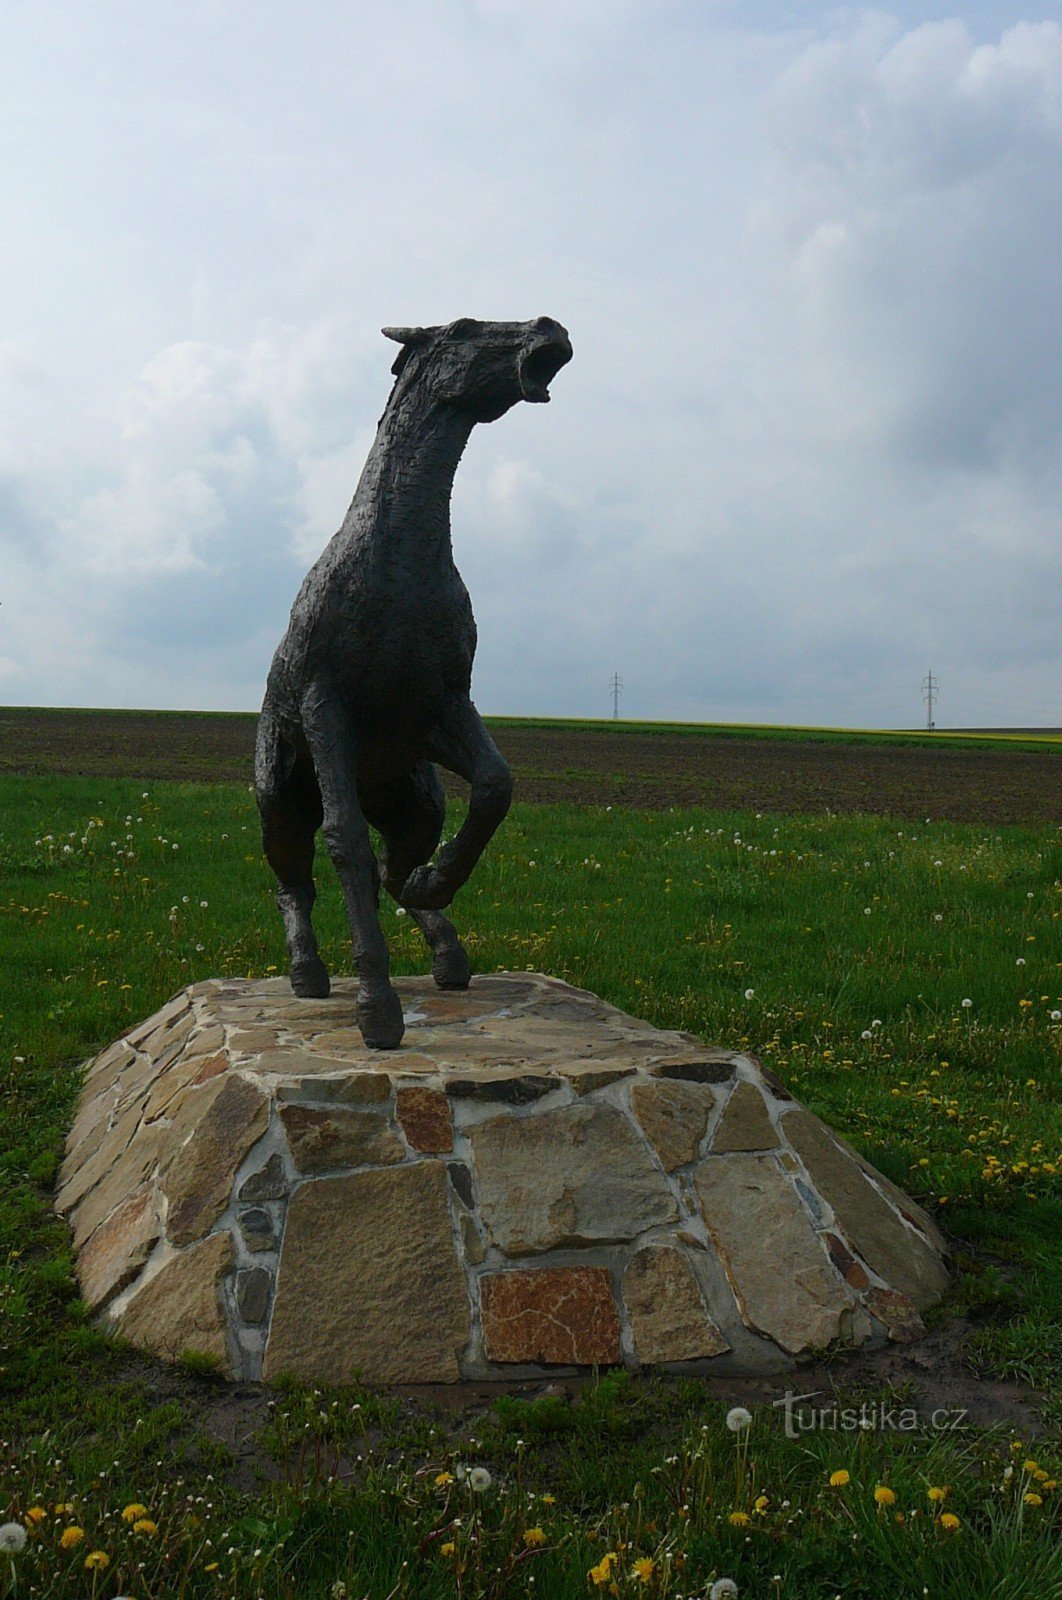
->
254, 317, 572, 1048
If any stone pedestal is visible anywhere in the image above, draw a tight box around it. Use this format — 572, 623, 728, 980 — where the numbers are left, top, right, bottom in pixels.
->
56, 974, 949, 1383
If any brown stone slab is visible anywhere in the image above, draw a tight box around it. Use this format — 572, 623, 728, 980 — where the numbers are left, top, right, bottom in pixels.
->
864, 1286, 926, 1343
694, 1154, 853, 1355
651, 1059, 735, 1085
623, 1246, 730, 1363
238, 1153, 288, 1201
65, 1124, 165, 1251
396, 1086, 452, 1153
470, 1102, 678, 1256
264, 1163, 470, 1383
631, 1079, 715, 1170
280, 1104, 404, 1172
481, 1266, 621, 1365
781, 1111, 949, 1310
59, 1088, 114, 1186
162, 1076, 269, 1246
246, 1048, 375, 1078
228, 1026, 281, 1054
117, 1232, 233, 1370
275, 1071, 391, 1104
77, 1183, 160, 1312
123, 993, 191, 1048
183, 1024, 225, 1059
558, 1065, 636, 1096
83, 1036, 136, 1091
823, 1231, 871, 1290
446, 1074, 558, 1104
711, 1082, 780, 1153
57, 1094, 148, 1218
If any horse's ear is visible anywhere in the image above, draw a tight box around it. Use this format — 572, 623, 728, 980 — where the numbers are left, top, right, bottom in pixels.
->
382, 325, 434, 377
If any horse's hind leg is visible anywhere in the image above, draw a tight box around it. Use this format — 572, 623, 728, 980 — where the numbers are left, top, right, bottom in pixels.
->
365, 763, 471, 990
255, 713, 329, 998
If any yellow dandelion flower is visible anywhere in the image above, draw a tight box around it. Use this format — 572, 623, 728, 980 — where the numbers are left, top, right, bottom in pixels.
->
204, 1560, 219, 1571
632, 1556, 655, 1582
589, 1552, 617, 1586
84, 1550, 110, 1570
524, 1527, 547, 1547
53, 1503, 74, 1515
24, 1507, 45, 1525
874, 1485, 897, 1507
440, 1542, 456, 1557
541, 1493, 557, 1505
1034, 1469, 1049, 1483
121, 1503, 148, 1523
1023, 1459, 1039, 1474
133, 1518, 158, 1535
939, 1513, 961, 1531
927, 1486, 948, 1502
59, 1526, 85, 1549
754, 1494, 769, 1512
434, 1471, 454, 1487
728, 1511, 750, 1527
829, 1470, 850, 1487
1042, 1479, 1057, 1491
1024, 1493, 1043, 1507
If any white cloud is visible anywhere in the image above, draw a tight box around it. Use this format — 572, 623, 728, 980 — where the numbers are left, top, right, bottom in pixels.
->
0, 3, 1059, 725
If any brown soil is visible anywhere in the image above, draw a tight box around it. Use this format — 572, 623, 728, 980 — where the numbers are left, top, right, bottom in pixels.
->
1, 707, 1057, 823
112, 1312, 1045, 1494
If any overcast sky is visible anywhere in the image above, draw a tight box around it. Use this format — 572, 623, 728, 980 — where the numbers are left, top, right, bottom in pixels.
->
2, 1, 1059, 727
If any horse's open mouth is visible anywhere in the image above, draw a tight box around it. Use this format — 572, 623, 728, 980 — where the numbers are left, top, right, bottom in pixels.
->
519, 337, 572, 403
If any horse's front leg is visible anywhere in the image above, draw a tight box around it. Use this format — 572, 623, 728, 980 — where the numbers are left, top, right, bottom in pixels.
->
301, 686, 404, 1049
401, 696, 512, 910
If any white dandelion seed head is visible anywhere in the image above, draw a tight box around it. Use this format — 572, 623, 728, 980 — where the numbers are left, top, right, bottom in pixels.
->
1016, 958, 1026, 965
861, 1030, 873, 1040
961, 998, 973, 1008
1051, 1011, 1061, 1022
743, 989, 755, 1001
0, 1523, 26, 1553
468, 1466, 492, 1492
710, 1581, 739, 1600
725, 1406, 752, 1432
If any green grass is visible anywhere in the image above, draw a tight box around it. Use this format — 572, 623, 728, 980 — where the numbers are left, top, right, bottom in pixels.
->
1, 774, 1059, 1597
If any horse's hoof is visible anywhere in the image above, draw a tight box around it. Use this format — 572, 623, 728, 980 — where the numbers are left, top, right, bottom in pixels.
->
432, 944, 471, 990
400, 864, 454, 910
291, 957, 330, 998
357, 987, 405, 1050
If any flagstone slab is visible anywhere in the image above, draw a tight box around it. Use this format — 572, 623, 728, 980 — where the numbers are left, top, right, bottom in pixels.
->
59, 973, 949, 1381
481, 1266, 621, 1365
264, 1163, 469, 1384
623, 1246, 730, 1363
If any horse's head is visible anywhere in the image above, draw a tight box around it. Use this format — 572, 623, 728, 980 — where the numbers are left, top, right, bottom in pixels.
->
382, 317, 572, 422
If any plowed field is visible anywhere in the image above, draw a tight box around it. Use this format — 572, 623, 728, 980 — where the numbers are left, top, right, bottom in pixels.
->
1, 706, 1057, 823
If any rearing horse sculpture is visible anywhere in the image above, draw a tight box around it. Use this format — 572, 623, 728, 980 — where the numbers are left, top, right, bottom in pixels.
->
254, 316, 572, 1048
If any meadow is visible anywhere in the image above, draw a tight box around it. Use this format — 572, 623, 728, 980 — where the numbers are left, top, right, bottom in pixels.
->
0, 723, 1060, 1598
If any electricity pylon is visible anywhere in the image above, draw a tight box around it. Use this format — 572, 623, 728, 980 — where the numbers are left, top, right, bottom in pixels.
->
922, 670, 938, 731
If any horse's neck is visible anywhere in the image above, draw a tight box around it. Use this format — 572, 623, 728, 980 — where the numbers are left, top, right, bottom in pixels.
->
347, 385, 476, 568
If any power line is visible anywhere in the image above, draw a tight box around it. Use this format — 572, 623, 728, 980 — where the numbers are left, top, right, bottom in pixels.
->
922, 669, 938, 731
609, 671, 623, 720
